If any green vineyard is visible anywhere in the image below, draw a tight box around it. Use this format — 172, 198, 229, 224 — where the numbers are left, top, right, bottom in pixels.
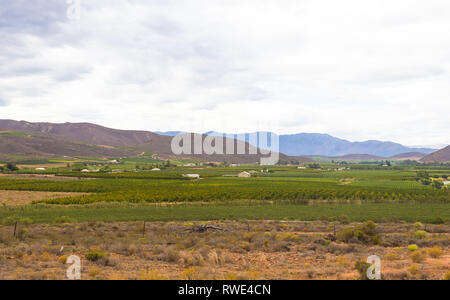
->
0, 166, 448, 206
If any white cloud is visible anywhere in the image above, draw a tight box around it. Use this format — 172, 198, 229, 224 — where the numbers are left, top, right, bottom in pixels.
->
0, 0, 449, 146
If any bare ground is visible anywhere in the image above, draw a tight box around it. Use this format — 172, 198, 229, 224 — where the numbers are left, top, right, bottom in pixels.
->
0, 190, 89, 206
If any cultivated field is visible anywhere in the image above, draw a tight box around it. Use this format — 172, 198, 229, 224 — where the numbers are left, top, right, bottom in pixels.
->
0, 162, 448, 280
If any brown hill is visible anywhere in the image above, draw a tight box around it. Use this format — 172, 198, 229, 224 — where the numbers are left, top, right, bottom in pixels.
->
0, 119, 165, 147
389, 152, 426, 160
0, 120, 310, 164
0, 131, 139, 158
420, 146, 450, 163
334, 154, 384, 161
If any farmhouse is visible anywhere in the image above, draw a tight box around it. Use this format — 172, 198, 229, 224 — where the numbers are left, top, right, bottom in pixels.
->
81, 169, 90, 173
35, 168, 46, 171
183, 174, 201, 179
151, 168, 161, 171
238, 171, 252, 178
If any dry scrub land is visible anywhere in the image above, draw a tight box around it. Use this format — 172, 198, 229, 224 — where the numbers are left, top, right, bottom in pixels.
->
0, 220, 448, 280
0, 190, 89, 206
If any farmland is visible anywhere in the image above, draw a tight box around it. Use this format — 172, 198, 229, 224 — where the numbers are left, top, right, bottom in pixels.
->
0, 162, 449, 280
0, 164, 449, 220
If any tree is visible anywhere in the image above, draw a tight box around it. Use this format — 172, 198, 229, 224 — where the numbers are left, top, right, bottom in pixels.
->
6, 162, 19, 171
433, 181, 444, 189
307, 163, 320, 169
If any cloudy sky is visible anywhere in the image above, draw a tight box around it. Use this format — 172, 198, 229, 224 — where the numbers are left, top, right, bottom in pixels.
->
0, 0, 449, 147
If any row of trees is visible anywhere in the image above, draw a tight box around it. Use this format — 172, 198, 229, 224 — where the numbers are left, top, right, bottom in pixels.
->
416, 171, 446, 189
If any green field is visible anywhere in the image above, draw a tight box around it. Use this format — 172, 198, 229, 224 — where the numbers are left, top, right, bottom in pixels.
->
1, 202, 448, 223
0, 163, 449, 223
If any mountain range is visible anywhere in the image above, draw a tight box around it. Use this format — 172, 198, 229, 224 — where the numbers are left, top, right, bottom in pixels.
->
0, 120, 447, 163
157, 131, 436, 157
0, 120, 308, 164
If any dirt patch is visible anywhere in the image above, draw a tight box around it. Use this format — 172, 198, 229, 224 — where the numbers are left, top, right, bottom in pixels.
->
0, 190, 89, 206
0, 174, 94, 181
17, 164, 69, 169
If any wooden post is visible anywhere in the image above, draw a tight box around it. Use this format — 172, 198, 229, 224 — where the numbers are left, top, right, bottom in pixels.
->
13, 221, 17, 238
143, 221, 146, 236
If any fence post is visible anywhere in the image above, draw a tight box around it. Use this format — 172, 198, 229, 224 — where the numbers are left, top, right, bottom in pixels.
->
143, 221, 146, 236
13, 221, 18, 238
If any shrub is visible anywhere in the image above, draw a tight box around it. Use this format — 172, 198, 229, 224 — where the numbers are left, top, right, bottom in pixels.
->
224, 272, 238, 280
413, 222, 423, 230
1, 216, 19, 225
85, 251, 108, 262
359, 221, 377, 236
179, 267, 198, 280
160, 247, 180, 263
410, 249, 427, 263
413, 230, 428, 240
428, 245, 443, 258
16, 228, 28, 240
386, 252, 400, 261
431, 217, 445, 225
19, 218, 34, 225
432, 181, 444, 189
58, 255, 68, 264
410, 264, 419, 275
337, 228, 354, 243
337, 221, 380, 244
354, 260, 371, 280
40, 252, 53, 262
408, 244, 419, 252
336, 256, 351, 267
54, 216, 75, 223
140, 268, 167, 280
443, 272, 450, 281
89, 267, 101, 278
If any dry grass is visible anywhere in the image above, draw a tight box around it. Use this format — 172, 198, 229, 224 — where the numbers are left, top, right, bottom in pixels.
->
0, 220, 448, 280
0, 174, 94, 181
16, 164, 69, 169
0, 190, 89, 206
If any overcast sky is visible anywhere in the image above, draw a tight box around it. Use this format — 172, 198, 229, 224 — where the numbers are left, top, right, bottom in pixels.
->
0, 0, 449, 147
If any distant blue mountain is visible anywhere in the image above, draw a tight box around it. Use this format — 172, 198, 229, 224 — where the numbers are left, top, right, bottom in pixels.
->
156, 131, 436, 157
276, 133, 436, 157
155, 131, 186, 136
